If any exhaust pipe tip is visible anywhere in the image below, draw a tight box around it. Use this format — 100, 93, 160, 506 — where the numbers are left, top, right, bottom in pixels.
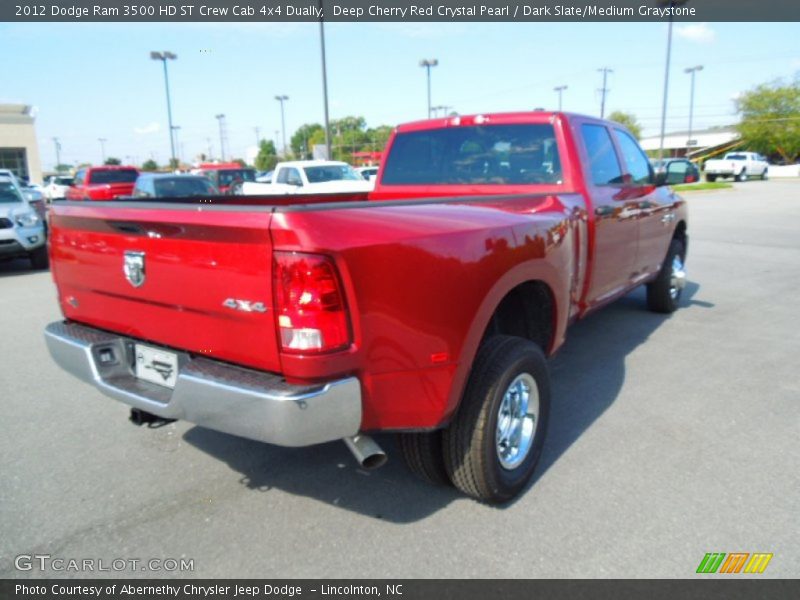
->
343, 434, 387, 470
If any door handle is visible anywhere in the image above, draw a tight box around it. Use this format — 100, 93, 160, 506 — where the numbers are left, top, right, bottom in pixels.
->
661, 213, 676, 224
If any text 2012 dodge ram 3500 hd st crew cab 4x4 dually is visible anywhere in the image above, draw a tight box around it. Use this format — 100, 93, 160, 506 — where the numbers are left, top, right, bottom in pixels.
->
44, 112, 688, 503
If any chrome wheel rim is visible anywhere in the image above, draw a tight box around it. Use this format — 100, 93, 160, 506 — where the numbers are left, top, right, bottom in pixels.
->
670, 255, 686, 300
496, 373, 539, 470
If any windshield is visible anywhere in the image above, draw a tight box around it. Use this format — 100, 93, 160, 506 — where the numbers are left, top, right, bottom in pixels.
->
0, 181, 24, 203
725, 154, 747, 160
381, 124, 563, 185
217, 169, 256, 186
304, 165, 362, 183
89, 169, 139, 184
153, 177, 217, 197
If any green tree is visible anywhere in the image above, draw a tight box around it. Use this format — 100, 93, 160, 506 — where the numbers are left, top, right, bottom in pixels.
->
55, 163, 72, 173
735, 79, 800, 163
291, 123, 324, 159
104, 157, 121, 165
607, 111, 642, 139
141, 159, 158, 171
232, 158, 247, 168
254, 140, 278, 172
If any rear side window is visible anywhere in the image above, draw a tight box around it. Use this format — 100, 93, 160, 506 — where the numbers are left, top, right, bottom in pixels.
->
615, 130, 652, 185
381, 124, 563, 185
89, 169, 138, 184
73, 170, 85, 186
581, 124, 623, 185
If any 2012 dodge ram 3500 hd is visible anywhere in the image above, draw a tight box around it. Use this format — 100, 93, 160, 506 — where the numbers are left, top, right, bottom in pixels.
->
44, 112, 688, 503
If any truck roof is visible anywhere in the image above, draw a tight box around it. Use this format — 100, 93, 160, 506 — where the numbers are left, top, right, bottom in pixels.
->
395, 110, 573, 133
277, 160, 350, 169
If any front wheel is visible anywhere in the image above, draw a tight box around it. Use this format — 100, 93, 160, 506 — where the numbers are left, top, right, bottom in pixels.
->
29, 245, 49, 270
736, 169, 747, 182
443, 336, 550, 504
705, 174, 717, 182
647, 238, 686, 313
761, 168, 768, 181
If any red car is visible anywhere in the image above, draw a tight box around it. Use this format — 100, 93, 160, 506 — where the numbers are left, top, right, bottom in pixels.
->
65, 166, 140, 201
193, 163, 256, 194
45, 111, 688, 502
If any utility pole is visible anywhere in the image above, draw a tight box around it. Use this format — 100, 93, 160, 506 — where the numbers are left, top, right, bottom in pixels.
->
685, 65, 703, 155
98, 138, 107, 163
553, 85, 568, 111
206, 137, 213, 161
597, 68, 613, 118
171, 126, 181, 166
254, 126, 261, 147
53, 137, 62, 171
657, 1, 689, 161
419, 59, 438, 119
215, 114, 227, 161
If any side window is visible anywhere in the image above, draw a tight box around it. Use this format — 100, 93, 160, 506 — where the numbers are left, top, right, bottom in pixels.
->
73, 170, 85, 186
615, 129, 653, 185
276, 168, 288, 184
286, 168, 302, 186
580, 124, 623, 185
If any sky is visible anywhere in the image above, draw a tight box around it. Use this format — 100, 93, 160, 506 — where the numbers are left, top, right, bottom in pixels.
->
1, 20, 798, 172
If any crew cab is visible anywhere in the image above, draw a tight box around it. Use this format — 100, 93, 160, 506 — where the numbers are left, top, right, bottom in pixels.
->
44, 112, 688, 503
65, 166, 140, 201
241, 160, 374, 195
704, 152, 768, 182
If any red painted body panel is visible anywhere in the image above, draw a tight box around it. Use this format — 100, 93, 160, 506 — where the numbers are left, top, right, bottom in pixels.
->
48, 112, 687, 433
65, 166, 139, 201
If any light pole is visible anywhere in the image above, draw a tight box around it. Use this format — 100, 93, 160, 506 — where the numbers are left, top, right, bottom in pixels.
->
597, 68, 613, 118
150, 51, 178, 166
254, 126, 261, 147
657, 0, 690, 161
684, 65, 703, 154
215, 114, 226, 161
97, 138, 107, 163
553, 85, 568, 111
319, 6, 332, 160
275, 95, 289, 156
171, 126, 181, 166
52, 137, 61, 171
432, 105, 452, 118
419, 59, 438, 119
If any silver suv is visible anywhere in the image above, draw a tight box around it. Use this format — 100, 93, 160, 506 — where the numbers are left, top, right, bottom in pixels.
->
0, 175, 48, 269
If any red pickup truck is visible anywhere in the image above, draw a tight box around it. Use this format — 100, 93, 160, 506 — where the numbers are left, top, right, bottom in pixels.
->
65, 166, 140, 201
44, 112, 688, 503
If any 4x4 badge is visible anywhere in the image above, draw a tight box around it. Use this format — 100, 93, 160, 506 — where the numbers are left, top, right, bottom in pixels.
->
123, 251, 146, 288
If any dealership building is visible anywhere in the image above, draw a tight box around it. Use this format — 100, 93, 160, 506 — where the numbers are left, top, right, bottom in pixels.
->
0, 104, 43, 183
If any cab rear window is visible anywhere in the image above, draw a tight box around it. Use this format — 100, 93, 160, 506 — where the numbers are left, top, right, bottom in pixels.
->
381, 124, 562, 185
88, 169, 138, 184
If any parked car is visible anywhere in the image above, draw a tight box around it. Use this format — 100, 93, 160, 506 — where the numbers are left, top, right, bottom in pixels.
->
704, 152, 769, 182
0, 169, 47, 227
242, 160, 374, 195
650, 158, 700, 185
44, 111, 688, 503
255, 170, 274, 183
193, 163, 256, 194
43, 175, 75, 201
356, 166, 380, 181
132, 173, 219, 198
0, 175, 48, 269
65, 166, 140, 200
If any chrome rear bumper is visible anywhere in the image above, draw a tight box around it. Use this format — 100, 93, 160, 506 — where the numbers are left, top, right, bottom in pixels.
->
44, 321, 362, 447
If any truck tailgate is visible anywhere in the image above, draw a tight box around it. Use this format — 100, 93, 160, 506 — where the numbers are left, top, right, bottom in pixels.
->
49, 202, 281, 373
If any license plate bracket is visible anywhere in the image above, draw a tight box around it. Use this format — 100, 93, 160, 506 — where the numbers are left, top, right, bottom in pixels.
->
134, 344, 179, 389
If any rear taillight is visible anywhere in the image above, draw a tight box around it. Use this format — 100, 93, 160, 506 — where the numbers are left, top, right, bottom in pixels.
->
273, 251, 351, 354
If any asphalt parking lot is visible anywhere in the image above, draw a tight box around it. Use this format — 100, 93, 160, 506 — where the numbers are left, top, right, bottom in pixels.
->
1, 179, 798, 579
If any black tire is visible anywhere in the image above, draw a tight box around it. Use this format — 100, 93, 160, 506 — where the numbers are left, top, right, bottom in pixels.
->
397, 431, 451, 486
646, 238, 685, 313
443, 335, 550, 504
29, 245, 49, 270
736, 169, 747, 182
761, 168, 768, 181
705, 174, 716, 182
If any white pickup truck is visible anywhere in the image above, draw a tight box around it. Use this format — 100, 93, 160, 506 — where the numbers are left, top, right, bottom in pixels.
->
704, 152, 769, 182
241, 160, 374, 195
